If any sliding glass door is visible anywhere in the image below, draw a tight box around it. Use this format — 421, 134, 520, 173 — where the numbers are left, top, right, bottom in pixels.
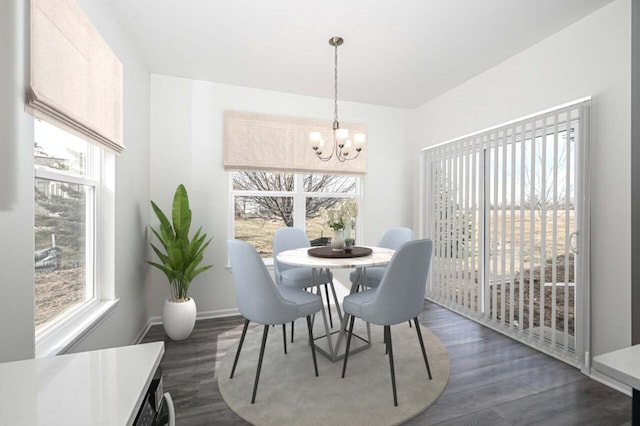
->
422, 99, 590, 369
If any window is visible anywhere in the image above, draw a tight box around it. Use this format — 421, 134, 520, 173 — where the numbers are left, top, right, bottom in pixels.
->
34, 119, 116, 356
230, 171, 362, 258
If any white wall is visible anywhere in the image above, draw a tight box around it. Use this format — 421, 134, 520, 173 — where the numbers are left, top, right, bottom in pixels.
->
148, 75, 412, 317
0, 0, 35, 362
410, 0, 632, 358
0, 0, 151, 361
71, 0, 152, 352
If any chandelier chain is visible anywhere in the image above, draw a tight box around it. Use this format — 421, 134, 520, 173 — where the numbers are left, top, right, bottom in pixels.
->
333, 41, 339, 129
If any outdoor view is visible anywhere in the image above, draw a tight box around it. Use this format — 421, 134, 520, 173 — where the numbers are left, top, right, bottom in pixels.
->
232, 171, 359, 257
430, 122, 578, 349
34, 120, 95, 331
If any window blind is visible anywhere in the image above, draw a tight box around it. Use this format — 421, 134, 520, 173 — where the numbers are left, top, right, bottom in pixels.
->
224, 111, 366, 175
27, 0, 124, 155
422, 98, 590, 367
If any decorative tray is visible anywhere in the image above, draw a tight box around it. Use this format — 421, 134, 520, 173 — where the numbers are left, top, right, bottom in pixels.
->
307, 246, 372, 258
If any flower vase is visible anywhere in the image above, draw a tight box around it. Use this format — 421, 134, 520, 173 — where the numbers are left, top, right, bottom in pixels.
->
344, 222, 352, 241
331, 229, 345, 251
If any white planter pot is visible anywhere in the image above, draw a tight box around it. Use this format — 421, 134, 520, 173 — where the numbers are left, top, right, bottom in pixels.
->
163, 297, 197, 341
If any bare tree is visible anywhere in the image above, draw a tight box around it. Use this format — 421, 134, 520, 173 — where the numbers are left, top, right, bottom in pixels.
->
522, 135, 575, 216
232, 172, 356, 227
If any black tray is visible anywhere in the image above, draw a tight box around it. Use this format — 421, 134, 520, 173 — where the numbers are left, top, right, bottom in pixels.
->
307, 246, 372, 258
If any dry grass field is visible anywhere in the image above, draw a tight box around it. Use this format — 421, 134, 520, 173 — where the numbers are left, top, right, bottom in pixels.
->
234, 216, 331, 257
35, 268, 84, 329
433, 209, 577, 335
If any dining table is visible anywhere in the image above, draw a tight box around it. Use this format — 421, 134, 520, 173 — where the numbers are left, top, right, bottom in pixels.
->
276, 245, 395, 362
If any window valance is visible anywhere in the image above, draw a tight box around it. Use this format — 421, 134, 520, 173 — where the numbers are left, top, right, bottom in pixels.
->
224, 111, 366, 175
27, 0, 124, 154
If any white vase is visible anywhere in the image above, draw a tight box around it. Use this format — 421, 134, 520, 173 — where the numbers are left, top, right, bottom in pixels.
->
163, 297, 197, 341
331, 229, 345, 251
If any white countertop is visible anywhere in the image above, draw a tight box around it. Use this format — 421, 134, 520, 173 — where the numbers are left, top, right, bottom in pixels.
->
0, 341, 165, 426
277, 246, 395, 269
592, 344, 640, 390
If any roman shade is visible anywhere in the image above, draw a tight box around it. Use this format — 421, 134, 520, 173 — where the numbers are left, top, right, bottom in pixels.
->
27, 0, 124, 154
224, 111, 366, 175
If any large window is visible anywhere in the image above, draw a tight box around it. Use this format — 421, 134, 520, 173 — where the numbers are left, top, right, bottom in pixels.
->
231, 172, 362, 258
34, 119, 104, 340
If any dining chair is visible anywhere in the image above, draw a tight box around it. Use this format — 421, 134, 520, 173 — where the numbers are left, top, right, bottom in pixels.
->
273, 227, 342, 341
227, 239, 323, 404
349, 227, 415, 289
341, 239, 433, 406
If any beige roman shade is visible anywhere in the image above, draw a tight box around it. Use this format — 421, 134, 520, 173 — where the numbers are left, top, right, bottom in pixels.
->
224, 111, 366, 175
27, 0, 124, 154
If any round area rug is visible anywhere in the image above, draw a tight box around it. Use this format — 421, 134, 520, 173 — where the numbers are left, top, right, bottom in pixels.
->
218, 317, 450, 426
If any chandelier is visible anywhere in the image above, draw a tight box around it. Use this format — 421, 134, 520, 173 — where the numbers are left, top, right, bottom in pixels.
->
309, 36, 365, 162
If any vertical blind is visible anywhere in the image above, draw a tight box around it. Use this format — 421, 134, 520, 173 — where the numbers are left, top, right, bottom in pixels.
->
224, 111, 367, 175
422, 99, 590, 366
27, 0, 124, 154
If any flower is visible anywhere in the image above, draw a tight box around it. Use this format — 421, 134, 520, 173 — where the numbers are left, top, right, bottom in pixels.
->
320, 199, 358, 231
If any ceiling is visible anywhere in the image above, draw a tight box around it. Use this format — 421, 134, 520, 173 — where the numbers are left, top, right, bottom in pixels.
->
108, 0, 614, 109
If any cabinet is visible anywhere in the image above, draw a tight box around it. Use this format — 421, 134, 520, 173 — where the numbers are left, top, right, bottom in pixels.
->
0, 342, 166, 425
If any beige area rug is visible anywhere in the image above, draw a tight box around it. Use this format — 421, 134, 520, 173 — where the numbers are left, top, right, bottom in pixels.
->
218, 317, 450, 426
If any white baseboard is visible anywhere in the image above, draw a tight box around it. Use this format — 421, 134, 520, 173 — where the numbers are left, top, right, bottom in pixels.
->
587, 369, 632, 397
196, 307, 241, 320
133, 318, 153, 344
136, 307, 243, 343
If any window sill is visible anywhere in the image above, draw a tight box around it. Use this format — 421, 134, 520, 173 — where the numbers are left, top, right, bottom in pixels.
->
36, 299, 120, 358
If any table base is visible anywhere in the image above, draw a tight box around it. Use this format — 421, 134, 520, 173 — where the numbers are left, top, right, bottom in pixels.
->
313, 330, 370, 362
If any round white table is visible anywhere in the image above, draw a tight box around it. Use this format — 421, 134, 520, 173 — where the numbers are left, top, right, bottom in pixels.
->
276, 246, 395, 362
276, 246, 395, 270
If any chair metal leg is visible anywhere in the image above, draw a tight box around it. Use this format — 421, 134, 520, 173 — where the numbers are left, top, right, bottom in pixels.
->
251, 325, 270, 404
341, 315, 355, 378
230, 318, 249, 379
306, 316, 319, 377
282, 323, 287, 354
384, 315, 390, 354
413, 317, 432, 380
324, 283, 333, 328
291, 320, 294, 343
385, 325, 398, 406
317, 287, 335, 355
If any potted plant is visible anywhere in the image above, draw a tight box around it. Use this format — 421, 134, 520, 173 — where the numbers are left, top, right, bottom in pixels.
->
147, 184, 213, 340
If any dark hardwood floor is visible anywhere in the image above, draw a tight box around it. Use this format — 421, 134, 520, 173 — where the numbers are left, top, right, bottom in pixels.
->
141, 301, 631, 425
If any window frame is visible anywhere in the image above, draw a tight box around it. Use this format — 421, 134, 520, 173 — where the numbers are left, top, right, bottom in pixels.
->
33, 119, 118, 357
228, 172, 364, 266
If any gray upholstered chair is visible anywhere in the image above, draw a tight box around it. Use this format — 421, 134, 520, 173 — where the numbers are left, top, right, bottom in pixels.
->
341, 239, 433, 406
349, 227, 415, 289
227, 239, 323, 404
273, 227, 342, 340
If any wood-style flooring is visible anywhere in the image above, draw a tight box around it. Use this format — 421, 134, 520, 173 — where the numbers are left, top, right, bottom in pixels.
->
141, 301, 632, 425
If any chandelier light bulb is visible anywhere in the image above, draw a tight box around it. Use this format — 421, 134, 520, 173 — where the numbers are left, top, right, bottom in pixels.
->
353, 133, 366, 151
335, 128, 349, 140
342, 139, 352, 156
309, 131, 322, 150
